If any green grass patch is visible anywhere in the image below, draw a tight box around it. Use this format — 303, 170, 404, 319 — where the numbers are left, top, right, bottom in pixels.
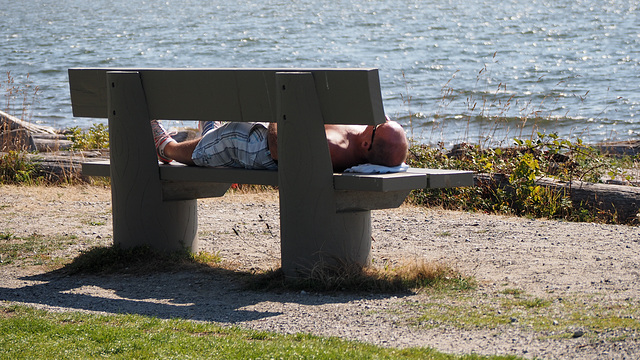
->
499, 288, 525, 297
86, 220, 106, 226
0, 305, 517, 360
190, 250, 223, 265
405, 291, 640, 337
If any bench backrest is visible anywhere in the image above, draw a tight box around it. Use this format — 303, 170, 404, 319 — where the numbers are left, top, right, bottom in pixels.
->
68, 68, 386, 126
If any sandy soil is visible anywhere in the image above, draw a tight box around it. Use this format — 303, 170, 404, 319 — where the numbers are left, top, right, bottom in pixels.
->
0, 184, 639, 359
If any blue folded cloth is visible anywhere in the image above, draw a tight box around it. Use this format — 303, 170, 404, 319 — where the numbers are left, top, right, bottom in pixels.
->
344, 163, 410, 174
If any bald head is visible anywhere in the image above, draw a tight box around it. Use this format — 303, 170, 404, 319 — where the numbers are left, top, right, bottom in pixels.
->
367, 121, 408, 167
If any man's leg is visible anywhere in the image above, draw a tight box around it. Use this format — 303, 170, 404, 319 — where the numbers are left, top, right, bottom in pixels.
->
151, 120, 200, 165
163, 139, 199, 165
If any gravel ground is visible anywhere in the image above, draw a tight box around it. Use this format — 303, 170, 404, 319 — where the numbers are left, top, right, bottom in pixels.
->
1, 184, 639, 359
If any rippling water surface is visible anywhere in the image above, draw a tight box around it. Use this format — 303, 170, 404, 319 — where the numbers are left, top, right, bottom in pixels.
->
2, 0, 639, 146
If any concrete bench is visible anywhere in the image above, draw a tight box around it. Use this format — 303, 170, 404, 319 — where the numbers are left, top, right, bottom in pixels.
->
69, 68, 473, 276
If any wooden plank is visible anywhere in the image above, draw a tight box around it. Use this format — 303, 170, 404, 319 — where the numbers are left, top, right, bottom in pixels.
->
333, 172, 427, 192
407, 168, 475, 188
334, 169, 475, 191
68, 69, 109, 118
81, 160, 111, 177
68, 68, 386, 126
83, 160, 279, 185
159, 163, 279, 186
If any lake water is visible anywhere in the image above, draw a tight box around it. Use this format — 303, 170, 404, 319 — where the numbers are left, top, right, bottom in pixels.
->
2, 0, 639, 147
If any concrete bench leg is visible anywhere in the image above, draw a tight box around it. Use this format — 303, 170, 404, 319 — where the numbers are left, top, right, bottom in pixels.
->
276, 72, 372, 276
107, 71, 199, 252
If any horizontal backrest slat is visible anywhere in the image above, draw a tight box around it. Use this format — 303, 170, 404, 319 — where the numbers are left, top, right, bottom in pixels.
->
69, 68, 386, 125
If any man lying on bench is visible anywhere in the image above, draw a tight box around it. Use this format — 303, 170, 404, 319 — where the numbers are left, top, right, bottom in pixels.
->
151, 118, 409, 172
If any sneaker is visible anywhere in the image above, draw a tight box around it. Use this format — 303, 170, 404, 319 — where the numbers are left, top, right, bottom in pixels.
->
150, 120, 176, 163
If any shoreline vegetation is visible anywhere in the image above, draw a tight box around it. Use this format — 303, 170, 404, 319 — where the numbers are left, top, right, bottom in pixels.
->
2, 107, 640, 225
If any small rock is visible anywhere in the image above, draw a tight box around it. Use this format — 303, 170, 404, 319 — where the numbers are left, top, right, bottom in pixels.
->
572, 330, 585, 338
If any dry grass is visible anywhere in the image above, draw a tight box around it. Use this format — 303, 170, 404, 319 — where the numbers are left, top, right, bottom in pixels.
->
248, 258, 475, 294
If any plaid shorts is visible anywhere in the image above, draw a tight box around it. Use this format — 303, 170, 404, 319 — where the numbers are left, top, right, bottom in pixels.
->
191, 122, 277, 170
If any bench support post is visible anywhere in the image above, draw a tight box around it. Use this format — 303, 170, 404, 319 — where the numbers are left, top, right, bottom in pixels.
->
107, 71, 199, 252
276, 72, 372, 277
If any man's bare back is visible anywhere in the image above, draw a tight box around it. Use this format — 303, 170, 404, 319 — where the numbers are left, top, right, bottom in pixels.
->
269, 121, 408, 172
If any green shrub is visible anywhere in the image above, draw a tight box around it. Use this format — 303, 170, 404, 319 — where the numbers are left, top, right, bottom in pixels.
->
407, 133, 629, 223
66, 123, 109, 150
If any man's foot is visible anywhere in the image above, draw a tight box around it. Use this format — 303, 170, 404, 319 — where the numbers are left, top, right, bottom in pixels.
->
150, 120, 176, 163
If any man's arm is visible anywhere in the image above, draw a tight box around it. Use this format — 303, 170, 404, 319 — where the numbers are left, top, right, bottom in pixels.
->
267, 122, 278, 160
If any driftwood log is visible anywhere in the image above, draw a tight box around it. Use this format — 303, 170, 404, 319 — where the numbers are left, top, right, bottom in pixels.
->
475, 173, 640, 223
1, 109, 102, 180
596, 140, 640, 157
0, 109, 56, 134
1, 109, 72, 151
29, 150, 108, 181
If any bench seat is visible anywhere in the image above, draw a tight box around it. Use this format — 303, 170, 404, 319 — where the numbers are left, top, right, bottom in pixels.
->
82, 160, 472, 195
82, 160, 473, 210
82, 160, 473, 208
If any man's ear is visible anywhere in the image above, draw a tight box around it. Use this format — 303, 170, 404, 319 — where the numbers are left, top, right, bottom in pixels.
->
360, 126, 376, 151
360, 137, 371, 151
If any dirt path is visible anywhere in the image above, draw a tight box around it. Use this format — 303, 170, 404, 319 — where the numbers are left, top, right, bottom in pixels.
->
1, 185, 639, 359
